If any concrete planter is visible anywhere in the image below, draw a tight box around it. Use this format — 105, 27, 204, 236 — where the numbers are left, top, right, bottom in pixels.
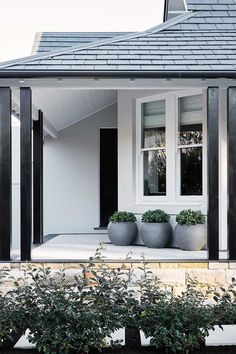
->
141, 325, 236, 347
206, 325, 236, 346
108, 222, 138, 246
140, 223, 172, 248
173, 224, 207, 251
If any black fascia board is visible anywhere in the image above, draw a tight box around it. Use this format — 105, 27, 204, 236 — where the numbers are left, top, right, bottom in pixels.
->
0, 70, 236, 79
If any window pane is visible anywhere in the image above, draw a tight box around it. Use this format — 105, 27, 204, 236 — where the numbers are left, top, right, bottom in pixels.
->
181, 147, 202, 195
178, 94, 203, 145
143, 150, 166, 196
142, 100, 166, 148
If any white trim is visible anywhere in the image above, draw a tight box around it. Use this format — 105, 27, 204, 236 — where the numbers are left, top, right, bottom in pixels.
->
174, 89, 206, 202
136, 89, 205, 206
177, 144, 203, 149
136, 92, 168, 204
183, 0, 188, 12
141, 147, 166, 152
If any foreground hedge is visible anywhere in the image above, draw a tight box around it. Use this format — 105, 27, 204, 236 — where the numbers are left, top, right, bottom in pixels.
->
0, 248, 236, 354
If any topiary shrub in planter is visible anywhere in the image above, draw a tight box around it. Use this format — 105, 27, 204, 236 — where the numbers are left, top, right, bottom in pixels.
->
0, 269, 27, 349
108, 211, 137, 246
173, 209, 207, 251
138, 263, 215, 353
203, 278, 236, 347
140, 209, 172, 248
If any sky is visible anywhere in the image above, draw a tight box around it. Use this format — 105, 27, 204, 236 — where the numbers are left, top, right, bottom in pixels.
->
0, 0, 165, 63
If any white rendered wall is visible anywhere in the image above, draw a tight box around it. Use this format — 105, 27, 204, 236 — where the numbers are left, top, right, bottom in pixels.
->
117, 89, 228, 251
43, 103, 117, 235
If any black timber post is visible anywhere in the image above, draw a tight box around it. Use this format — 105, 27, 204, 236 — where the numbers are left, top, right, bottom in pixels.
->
207, 87, 219, 260
0, 88, 12, 260
20, 87, 32, 261
228, 87, 236, 260
33, 110, 44, 245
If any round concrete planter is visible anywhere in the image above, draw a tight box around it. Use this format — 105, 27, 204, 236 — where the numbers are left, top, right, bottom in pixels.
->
140, 223, 172, 248
173, 224, 207, 251
108, 222, 138, 246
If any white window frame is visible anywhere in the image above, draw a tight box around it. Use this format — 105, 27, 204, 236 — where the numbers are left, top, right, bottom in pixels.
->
136, 89, 207, 206
136, 92, 169, 204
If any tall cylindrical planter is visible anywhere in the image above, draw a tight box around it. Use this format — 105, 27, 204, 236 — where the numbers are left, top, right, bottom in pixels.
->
108, 222, 137, 246
140, 223, 172, 248
173, 224, 207, 251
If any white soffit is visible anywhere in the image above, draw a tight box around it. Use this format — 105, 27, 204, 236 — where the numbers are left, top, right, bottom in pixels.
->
32, 89, 117, 131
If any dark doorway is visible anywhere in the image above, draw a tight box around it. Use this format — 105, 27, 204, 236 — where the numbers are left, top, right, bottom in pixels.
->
100, 128, 118, 227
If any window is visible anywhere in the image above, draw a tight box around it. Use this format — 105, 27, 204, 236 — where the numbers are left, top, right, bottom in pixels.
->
141, 100, 166, 196
137, 91, 205, 203
177, 94, 203, 196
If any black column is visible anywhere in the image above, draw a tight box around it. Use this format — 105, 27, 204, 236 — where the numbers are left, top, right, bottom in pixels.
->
0, 88, 12, 260
33, 110, 43, 245
228, 87, 236, 260
20, 88, 32, 261
207, 87, 219, 260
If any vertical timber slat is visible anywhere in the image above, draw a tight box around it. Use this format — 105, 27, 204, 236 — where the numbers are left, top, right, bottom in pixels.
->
0, 87, 12, 260
207, 87, 219, 260
20, 88, 32, 261
33, 110, 43, 245
228, 87, 236, 260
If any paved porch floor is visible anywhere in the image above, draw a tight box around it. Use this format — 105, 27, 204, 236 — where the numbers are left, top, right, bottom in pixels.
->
27, 233, 211, 261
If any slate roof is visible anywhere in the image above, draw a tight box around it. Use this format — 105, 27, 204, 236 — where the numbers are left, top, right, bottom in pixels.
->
32, 32, 133, 54
1, 0, 236, 75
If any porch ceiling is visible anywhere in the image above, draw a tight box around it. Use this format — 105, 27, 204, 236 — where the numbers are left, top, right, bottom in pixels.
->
29, 89, 117, 132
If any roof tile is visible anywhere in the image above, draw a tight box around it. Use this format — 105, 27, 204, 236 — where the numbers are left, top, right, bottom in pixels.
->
1, 2, 236, 73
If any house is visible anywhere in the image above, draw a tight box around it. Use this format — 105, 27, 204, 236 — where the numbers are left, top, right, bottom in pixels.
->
0, 0, 235, 261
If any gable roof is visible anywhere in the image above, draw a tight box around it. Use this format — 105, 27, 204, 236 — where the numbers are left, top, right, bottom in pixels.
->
1, 0, 236, 76
32, 32, 133, 54
187, 0, 236, 11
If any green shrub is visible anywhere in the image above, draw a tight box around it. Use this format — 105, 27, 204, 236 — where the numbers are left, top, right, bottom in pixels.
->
138, 263, 215, 353
176, 209, 206, 225
4, 251, 236, 354
211, 278, 236, 325
0, 269, 27, 348
14, 248, 137, 354
109, 211, 136, 223
142, 209, 170, 223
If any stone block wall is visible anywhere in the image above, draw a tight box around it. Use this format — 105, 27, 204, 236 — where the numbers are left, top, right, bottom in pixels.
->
0, 262, 236, 294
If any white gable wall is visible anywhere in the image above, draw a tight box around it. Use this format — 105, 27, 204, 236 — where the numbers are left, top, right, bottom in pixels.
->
43, 103, 117, 235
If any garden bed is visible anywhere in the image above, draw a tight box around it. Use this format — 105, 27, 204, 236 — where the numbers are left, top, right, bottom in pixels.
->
1, 253, 236, 354
1, 347, 236, 354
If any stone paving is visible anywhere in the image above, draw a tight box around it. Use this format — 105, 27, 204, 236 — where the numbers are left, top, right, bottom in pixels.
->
10, 232, 212, 261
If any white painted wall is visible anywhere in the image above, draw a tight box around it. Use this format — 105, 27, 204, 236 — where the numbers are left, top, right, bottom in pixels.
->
117, 89, 228, 250
43, 103, 117, 235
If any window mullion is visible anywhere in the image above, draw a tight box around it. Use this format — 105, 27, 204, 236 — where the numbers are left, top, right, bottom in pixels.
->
141, 147, 166, 152
177, 143, 203, 149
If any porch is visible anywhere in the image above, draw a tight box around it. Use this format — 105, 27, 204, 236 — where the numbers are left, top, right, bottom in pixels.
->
0, 77, 235, 262
9, 231, 228, 261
